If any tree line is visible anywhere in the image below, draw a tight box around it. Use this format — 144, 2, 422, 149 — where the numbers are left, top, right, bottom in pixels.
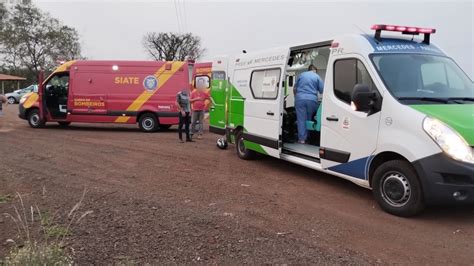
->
0, 3, 82, 87
0, 2, 205, 92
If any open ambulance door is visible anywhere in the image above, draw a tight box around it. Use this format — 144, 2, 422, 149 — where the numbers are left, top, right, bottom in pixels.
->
234, 48, 289, 158
209, 57, 229, 135
320, 54, 382, 182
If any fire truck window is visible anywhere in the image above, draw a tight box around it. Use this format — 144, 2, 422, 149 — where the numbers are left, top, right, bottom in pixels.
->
46, 75, 69, 97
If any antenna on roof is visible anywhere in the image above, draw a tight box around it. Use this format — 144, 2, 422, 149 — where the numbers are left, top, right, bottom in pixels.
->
242, 50, 247, 54
353, 24, 378, 43
353, 24, 369, 35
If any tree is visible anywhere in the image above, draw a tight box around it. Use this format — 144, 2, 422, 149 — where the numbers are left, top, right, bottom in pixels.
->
143, 32, 205, 61
0, 3, 83, 81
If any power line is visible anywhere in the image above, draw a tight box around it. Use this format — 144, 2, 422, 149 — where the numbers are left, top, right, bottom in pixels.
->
173, 0, 182, 33
182, 0, 188, 33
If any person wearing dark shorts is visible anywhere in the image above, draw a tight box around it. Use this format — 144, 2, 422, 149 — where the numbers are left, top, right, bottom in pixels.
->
176, 89, 193, 143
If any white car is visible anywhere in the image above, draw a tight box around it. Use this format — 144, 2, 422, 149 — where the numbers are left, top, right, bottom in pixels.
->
5, 85, 38, 104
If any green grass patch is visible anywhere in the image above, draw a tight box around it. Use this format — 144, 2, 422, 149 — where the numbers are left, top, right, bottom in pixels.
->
0, 194, 14, 203
44, 225, 71, 239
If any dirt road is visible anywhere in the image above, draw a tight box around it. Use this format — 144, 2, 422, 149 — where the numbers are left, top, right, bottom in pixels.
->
1, 107, 473, 264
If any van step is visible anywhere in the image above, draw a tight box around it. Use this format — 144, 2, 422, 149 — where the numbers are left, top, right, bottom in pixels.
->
282, 143, 320, 159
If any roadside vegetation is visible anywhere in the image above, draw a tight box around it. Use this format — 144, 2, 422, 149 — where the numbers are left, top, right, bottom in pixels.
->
0, 2, 83, 90
0, 194, 13, 204
1, 190, 91, 265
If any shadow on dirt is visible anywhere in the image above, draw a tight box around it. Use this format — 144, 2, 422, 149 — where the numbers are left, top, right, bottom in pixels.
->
255, 155, 474, 220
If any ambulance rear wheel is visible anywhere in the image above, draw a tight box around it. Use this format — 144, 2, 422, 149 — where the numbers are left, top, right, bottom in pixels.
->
372, 160, 425, 217
236, 131, 255, 160
27, 109, 45, 128
138, 113, 159, 132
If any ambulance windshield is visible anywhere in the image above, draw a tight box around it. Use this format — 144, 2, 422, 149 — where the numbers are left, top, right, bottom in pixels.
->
372, 54, 473, 104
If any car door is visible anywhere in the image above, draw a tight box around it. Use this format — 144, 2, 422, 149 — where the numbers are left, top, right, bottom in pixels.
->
320, 55, 382, 180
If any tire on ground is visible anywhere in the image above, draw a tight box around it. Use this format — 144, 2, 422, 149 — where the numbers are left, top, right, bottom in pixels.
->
27, 109, 45, 128
235, 130, 256, 160
8, 97, 16, 104
372, 159, 425, 217
138, 113, 159, 132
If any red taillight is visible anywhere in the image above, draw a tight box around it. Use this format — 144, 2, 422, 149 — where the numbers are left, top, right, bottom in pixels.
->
331, 42, 339, 48
371, 24, 436, 34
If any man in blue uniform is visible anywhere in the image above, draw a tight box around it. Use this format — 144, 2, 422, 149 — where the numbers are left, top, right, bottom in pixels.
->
294, 65, 324, 144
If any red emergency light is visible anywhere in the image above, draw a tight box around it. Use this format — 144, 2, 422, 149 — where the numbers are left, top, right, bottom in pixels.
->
371, 24, 436, 44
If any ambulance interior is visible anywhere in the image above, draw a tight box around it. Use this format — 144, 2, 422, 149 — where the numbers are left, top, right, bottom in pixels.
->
44, 73, 69, 119
282, 45, 330, 158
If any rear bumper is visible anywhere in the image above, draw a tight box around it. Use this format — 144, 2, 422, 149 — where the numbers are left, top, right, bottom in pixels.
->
18, 104, 27, 120
413, 153, 474, 205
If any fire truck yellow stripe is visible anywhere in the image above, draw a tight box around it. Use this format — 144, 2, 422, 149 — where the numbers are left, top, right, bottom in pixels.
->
115, 61, 185, 123
22, 92, 39, 109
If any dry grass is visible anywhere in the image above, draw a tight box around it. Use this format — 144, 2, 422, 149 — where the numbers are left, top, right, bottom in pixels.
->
1, 189, 92, 265
2, 241, 72, 265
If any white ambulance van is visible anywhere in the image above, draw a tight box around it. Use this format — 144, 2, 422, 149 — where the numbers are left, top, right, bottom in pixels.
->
208, 25, 474, 217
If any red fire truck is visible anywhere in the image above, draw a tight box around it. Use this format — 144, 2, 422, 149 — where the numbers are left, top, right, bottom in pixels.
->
19, 60, 211, 132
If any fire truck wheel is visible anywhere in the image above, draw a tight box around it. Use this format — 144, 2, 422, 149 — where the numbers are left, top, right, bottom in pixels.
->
139, 113, 159, 132
27, 109, 45, 128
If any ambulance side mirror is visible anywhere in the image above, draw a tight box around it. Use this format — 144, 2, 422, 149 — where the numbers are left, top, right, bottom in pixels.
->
351, 84, 376, 113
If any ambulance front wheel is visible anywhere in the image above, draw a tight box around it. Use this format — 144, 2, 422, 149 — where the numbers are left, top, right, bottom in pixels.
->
236, 131, 255, 160
27, 109, 45, 128
138, 113, 159, 132
372, 160, 425, 217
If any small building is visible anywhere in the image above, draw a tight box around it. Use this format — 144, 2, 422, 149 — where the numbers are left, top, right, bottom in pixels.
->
0, 74, 26, 94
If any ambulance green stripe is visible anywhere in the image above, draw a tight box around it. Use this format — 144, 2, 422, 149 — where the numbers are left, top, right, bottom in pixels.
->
244, 140, 268, 155
412, 104, 474, 145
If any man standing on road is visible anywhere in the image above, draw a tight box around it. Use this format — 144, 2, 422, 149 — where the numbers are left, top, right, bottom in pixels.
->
294, 64, 324, 144
190, 87, 210, 139
176, 89, 193, 143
